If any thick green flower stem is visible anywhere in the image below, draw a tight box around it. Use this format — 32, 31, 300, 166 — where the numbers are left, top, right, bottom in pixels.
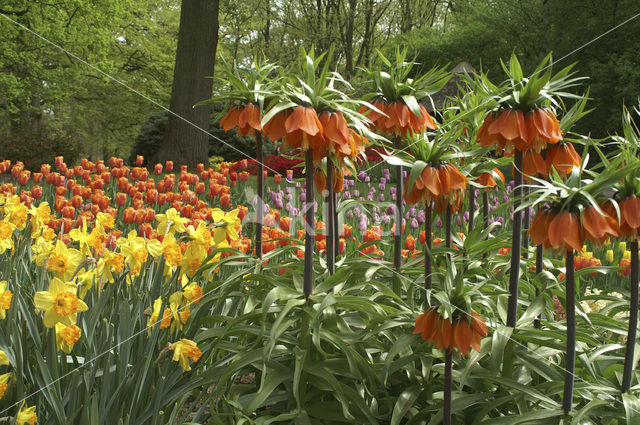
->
507, 150, 523, 328
534, 244, 544, 329
394, 136, 403, 271
522, 186, 530, 260
303, 149, 314, 299
622, 240, 639, 392
326, 163, 335, 275
424, 202, 433, 303
256, 132, 264, 259
333, 189, 339, 260
468, 185, 476, 234
445, 210, 452, 249
444, 350, 453, 425
563, 250, 576, 415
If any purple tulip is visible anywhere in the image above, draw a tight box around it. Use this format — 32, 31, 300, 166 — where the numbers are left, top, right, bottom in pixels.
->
436, 217, 442, 228
377, 193, 385, 202
352, 190, 359, 198
417, 209, 425, 224
346, 210, 353, 219
410, 218, 419, 229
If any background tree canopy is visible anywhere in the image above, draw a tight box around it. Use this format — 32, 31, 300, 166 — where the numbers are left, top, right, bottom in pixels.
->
1, 0, 639, 164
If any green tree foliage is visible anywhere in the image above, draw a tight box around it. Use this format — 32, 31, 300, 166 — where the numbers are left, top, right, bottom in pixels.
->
392, 0, 640, 138
0, 0, 178, 158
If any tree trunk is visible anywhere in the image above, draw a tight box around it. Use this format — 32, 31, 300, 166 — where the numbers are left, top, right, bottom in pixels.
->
156, 0, 219, 169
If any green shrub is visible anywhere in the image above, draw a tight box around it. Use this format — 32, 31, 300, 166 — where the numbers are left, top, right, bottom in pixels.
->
0, 130, 84, 170
130, 102, 275, 166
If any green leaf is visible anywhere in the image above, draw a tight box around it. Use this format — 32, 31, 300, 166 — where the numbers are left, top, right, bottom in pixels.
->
623, 393, 640, 425
391, 386, 422, 425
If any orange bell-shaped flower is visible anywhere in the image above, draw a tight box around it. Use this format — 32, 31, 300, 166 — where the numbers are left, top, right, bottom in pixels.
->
619, 195, 640, 240
547, 211, 583, 252
582, 205, 620, 245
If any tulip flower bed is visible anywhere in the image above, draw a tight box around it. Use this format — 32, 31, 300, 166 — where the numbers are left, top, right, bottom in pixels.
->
1, 52, 640, 424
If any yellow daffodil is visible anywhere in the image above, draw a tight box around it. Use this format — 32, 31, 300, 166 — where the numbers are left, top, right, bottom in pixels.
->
117, 230, 161, 277
211, 208, 241, 244
0, 350, 9, 366
46, 240, 84, 281
55, 323, 82, 353
4, 196, 28, 230
180, 242, 208, 278
28, 202, 51, 239
161, 233, 182, 267
168, 291, 190, 333
34, 277, 88, 328
95, 250, 125, 285
147, 297, 172, 332
0, 373, 11, 398
0, 281, 12, 319
170, 339, 202, 372
95, 212, 114, 232
70, 218, 105, 257
16, 404, 37, 425
32, 238, 55, 267
75, 269, 97, 299
182, 283, 203, 306
0, 219, 15, 255
156, 208, 189, 236
187, 221, 213, 249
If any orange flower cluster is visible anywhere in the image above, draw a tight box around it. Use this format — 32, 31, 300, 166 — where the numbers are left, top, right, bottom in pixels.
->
358, 225, 384, 257
616, 195, 640, 240
413, 307, 488, 355
529, 205, 620, 252
220, 103, 262, 137
477, 168, 505, 188
477, 108, 562, 154
558, 255, 602, 279
0, 156, 256, 256
404, 164, 467, 212
359, 100, 437, 136
259, 106, 366, 162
